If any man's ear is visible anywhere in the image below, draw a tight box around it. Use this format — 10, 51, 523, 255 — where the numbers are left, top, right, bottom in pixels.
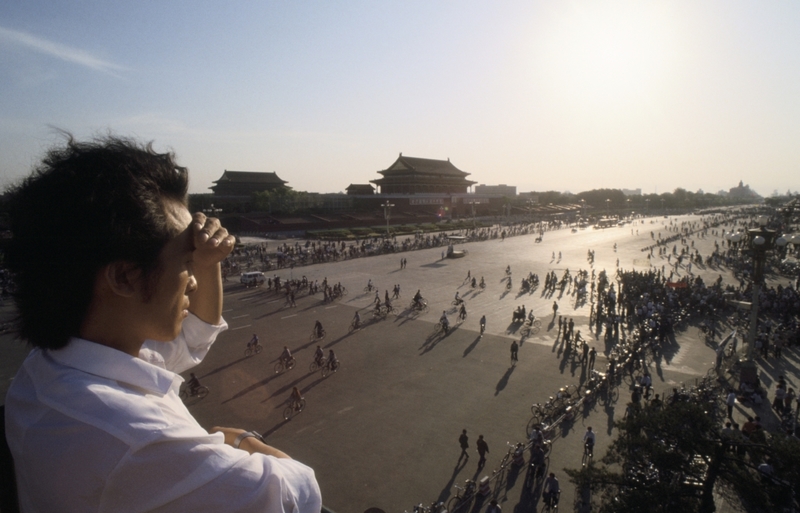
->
102, 262, 142, 297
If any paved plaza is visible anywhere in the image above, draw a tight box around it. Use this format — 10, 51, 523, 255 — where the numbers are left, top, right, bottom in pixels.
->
1, 213, 796, 512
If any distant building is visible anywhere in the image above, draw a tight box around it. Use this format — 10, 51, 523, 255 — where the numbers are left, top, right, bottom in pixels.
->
210, 171, 288, 196
475, 184, 517, 196
370, 154, 476, 194
727, 180, 761, 200
345, 184, 375, 195
621, 188, 642, 196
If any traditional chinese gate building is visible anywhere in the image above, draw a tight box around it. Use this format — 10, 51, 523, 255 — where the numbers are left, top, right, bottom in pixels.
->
370, 154, 476, 194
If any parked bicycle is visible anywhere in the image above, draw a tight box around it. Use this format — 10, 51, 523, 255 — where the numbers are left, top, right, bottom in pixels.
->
447, 480, 476, 513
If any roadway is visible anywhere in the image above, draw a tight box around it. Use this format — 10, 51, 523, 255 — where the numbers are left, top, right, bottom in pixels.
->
0, 213, 764, 512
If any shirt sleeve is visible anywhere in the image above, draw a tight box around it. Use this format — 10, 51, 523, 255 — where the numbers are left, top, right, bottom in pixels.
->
102, 431, 321, 513
140, 313, 228, 373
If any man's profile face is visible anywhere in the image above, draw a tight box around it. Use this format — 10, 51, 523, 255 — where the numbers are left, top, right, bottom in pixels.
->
139, 200, 196, 342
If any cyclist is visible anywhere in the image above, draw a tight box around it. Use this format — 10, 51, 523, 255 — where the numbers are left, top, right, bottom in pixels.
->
374, 298, 382, 315
471, 277, 477, 288
454, 291, 463, 306
247, 333, 259, 350
352, 311, 361, 329
366, 278, 373, 291
527, 310, 536, 325
413, 289, 424, 309
505, 265, 511, 275
313, 320, 324, 339
280, 346, 293, 367
479, 314, 486, 336
542, 473, 560, 507
439, 311, 450, 334
479, 277, 485, 288
459, 303, 467, 321
186, 373, 201, 395
313, 345, 324, 366
290, 386, 304, 410
327, 349, 339, 371
385, 296, 393, 311
583, 426, 595, 457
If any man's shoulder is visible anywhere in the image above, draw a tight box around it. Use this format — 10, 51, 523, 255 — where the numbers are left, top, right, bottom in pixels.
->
8, 351, 179, 445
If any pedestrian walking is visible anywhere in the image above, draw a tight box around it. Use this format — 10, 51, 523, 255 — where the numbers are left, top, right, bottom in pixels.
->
773, 384, 787, 412
552, 301, 558, 318
784, 388, 796, 413
726, 389, 736, 419
588, 347, 596, 371
476, 435, 489, 468
581, 340, 589, 364
510, 340, 519, 365
459, 429, 469, 461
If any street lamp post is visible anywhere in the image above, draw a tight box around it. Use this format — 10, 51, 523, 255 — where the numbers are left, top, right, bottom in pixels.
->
526, 199, 534, 225
467, 200, 478, 230
735, 216, 788, 384
381, 201, 395, 237
605, 198, 611, 217
203, 203, 222, 218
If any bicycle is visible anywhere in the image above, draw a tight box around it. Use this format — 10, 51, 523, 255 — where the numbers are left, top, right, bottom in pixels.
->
274, 356, 296, 374
309, 329, 326, 342
446, 480, 476, 513
283, 398, 306, 420
500, 441, 525, 469
309, 357, 327, 372
349, 318, 361, 333
520, 319, 542, 337
582, 441, 594, 466
321, 359, 339, 377
244, 343, 263, 357
541, 490, 560, 512
180, 385, 209, 400
434, 322, 449, 335
410, 299, 429, 312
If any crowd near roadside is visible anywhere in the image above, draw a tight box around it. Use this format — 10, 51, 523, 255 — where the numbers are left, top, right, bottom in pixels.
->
219, 207, 799, 511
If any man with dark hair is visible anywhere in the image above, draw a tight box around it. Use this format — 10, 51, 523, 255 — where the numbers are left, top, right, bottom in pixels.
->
4, 136, 321, 512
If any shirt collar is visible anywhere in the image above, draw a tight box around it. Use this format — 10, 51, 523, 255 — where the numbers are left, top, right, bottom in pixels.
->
47, 337, 179, 396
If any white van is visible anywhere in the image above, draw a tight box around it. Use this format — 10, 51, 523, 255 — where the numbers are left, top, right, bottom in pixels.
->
240, 271, 266, 287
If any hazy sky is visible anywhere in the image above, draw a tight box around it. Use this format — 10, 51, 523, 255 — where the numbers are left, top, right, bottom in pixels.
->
1, 1, 798, 196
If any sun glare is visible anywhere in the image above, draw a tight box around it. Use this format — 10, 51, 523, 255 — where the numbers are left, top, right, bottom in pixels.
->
536, 3, 679, 107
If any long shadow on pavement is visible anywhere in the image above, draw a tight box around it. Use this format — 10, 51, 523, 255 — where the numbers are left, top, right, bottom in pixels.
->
436, 457, 470, 505
495, 366, 516, 396
463, 336, 482, 358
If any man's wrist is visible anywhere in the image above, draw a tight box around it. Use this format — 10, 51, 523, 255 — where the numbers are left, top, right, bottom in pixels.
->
233, 431, 264, 449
